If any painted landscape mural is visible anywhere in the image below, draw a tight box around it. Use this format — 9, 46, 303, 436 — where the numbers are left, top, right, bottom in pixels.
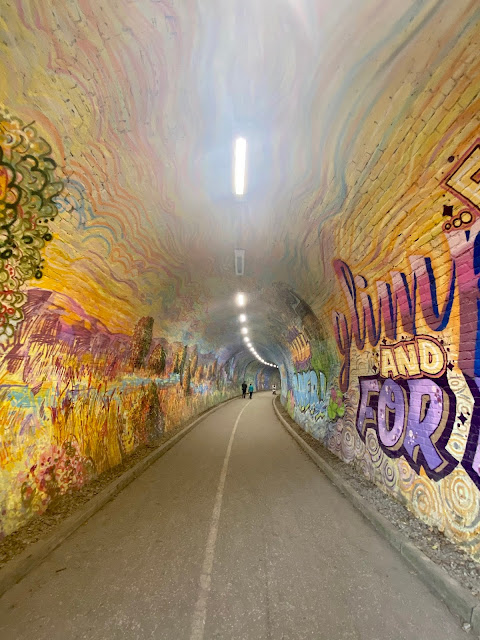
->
0, 285, 242, 537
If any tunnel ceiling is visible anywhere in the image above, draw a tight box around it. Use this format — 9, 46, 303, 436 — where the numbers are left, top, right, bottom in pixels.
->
0, 0, 476, 362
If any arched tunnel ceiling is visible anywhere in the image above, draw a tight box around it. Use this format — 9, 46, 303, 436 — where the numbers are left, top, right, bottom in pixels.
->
0, 0, 477, 365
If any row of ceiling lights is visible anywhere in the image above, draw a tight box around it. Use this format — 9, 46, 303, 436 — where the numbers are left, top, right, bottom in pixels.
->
233, 141, 277, 369
235, 293, 278, 369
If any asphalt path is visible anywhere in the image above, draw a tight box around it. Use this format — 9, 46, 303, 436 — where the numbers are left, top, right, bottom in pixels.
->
0, 392, 465, 639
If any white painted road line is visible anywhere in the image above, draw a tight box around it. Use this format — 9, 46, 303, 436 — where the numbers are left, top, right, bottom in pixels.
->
190, 401, 251, 640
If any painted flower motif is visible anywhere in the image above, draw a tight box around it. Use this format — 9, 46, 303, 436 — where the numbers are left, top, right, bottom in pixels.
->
19, 439, 94, 511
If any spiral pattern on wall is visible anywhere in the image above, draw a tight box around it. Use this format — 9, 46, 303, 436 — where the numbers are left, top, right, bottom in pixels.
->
411, 476, 445, 530
365, 429, 383, 469
398, 458, 416, 493
341, 425, 356, 463
440, 470, 480, 538
381, 459, 398, 491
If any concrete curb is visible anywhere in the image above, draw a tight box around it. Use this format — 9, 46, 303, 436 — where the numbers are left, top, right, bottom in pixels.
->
0, 395, 240, 598
272, 397, 480, 632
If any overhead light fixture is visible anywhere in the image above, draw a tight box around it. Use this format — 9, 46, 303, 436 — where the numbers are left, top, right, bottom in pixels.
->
236, 292, 246, 307
241, 327, 248, 335
234, 137, 247, 196
235, 249, 245, 276
239, 314, 246, 323
243, 336, 249, 343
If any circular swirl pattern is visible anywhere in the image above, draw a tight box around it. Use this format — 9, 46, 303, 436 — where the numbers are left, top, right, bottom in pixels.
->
333, 422, 342, 449
354, 430, 365, 459
358, 455, 374, 482
398, 457, 416, 493
440, 470, 480, 535
341, 425, 356, 463
382, 459, 398, 490
365, 429, 383, 469
411, 476, 444, 530
326, 425, 342, 458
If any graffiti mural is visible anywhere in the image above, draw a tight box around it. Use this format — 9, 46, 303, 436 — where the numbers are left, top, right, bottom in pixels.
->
0, 288, 243, 537
1, 0, 480, 562
356, 374, 457, 480
330, 143, 480, 486
279, 128, 480, 558
295, 139, 480, 556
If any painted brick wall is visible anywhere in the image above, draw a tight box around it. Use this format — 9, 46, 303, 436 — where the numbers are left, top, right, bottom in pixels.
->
280, 8, 480, 558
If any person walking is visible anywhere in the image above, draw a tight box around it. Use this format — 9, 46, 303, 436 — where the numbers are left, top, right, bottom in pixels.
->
248, 383, 254, 399
241, 381, 247, 398
272, 383, 277, 395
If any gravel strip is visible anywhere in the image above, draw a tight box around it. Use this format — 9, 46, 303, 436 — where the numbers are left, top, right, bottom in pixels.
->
275, 398, 480, 601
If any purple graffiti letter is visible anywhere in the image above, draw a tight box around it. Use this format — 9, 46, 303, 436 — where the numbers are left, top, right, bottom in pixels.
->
404, 379, 450, 474
378, 379, 406, 450
357, 378, 380, 438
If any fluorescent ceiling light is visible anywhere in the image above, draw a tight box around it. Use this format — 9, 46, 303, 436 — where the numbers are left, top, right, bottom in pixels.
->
239, 314, 246, 323
234, 137, 247, 196
243, 336, 249, 343
236, 292, 246, 307
241, 327, 248, 335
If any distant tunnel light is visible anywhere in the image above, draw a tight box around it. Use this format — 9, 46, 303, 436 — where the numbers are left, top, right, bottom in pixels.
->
239, 313, 247, 323
241, 327, 248, 335
234, 137, 247, 196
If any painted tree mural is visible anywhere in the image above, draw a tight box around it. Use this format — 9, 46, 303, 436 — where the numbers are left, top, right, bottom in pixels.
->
149, 343, 166, 375
182, 358, 191, 394
130, 316, 153, 369
178, 344, 187, 382
190, 346, 198, 378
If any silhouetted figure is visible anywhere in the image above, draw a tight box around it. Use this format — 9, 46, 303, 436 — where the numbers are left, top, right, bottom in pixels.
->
242, 381, 247, 398
249, 383, 254, 399
272, 384, 277, 395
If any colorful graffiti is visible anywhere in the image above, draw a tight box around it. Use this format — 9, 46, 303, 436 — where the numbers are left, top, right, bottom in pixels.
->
331, 256, 456, 393
1, 0, 480, 562
306, 140, 480, 556
0, 288, 241, 537
0, 112, 63, 348
329, 141, 480, 489
357, 375, 457, 480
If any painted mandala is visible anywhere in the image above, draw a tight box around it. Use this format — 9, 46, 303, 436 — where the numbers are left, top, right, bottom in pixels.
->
0, 110, 63, 346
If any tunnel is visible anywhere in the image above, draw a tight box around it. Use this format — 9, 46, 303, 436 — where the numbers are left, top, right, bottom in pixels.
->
0, 1, 480, 638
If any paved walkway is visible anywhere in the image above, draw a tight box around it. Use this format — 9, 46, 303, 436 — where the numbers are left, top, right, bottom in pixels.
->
0, 393, 465, 639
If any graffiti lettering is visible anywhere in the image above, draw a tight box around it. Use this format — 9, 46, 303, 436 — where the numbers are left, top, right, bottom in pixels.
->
332, 258, 456, 392
357, 375, 457, 480
379, 336, 446, 380
292, 370, 326, 421
333, 143, 480, 490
